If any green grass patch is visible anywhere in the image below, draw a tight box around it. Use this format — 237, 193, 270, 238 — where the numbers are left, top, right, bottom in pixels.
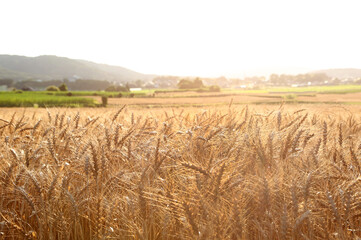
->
0, 92, 97, 107
42, 91, 146, 97
0, 90, 148, 107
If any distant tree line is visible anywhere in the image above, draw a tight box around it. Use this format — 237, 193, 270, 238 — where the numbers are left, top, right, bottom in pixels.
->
268, 73, 330, 85
0, 78, 132, 91
152, 76, 180, 88
105, 84, 130, 92
0, 79, 14, 87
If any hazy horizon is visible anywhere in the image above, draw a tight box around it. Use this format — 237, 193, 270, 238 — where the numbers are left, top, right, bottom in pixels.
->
0, 53, 318, 78
1, 0, 361, 78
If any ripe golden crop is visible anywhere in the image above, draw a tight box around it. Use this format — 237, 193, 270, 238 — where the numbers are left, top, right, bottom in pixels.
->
0, 105, 360, 239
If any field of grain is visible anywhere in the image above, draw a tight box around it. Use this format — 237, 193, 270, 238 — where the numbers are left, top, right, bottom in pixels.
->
1, 105, 361, 239
90, 91, 361, 108
92, 94, 281, 107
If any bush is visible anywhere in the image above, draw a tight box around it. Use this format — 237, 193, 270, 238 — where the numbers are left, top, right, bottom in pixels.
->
46, 86, 60, 91
178, 78, 204, 89
66, 92, 73, 96
116, 93, 123, 98
15, 90, 23, 94
105, 85, 116, 92
195, 85, 221, 93
209, 85, 221, 92
105, 85, 129, 92
101, 96, 108, 106
58, 83, 68, 91
284, 94, 297, 100
196, 88, 206, 93
129, 93, 135, 98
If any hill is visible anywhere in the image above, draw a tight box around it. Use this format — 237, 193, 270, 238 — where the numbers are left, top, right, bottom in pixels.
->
311, 68, 361, 79
0, 55, 152, 82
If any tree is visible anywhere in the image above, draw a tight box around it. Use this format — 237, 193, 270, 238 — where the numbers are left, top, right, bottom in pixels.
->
105, 85, 117, 92
58, 83, 68, 91
105, 85, 129, 92
177, 78, 204, 89
269, 74, 280, 84
177, 79, 193, 89
125, 83, 130, 92
46, 85, 60, 91
134, 79, 143, 88
193, 78, 204, 88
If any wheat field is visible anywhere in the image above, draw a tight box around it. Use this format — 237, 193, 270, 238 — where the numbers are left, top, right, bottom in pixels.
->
0, 105, 361, 239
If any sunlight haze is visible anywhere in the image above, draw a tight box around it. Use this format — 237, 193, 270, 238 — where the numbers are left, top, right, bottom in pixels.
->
1, 0, 361, 77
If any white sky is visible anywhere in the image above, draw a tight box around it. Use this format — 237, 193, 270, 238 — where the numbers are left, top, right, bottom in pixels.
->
1, 0, 361, 77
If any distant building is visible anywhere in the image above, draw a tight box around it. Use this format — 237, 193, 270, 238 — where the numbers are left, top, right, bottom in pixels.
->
67, 75, 81, 82
130, 88, 142, 92
234, 83, 255, 89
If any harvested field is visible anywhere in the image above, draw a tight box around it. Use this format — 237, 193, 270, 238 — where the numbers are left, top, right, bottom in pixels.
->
0, 105, 361, 239
88, 91, 361, 107
297, 92, 361, 103
103, 94, 279, 105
